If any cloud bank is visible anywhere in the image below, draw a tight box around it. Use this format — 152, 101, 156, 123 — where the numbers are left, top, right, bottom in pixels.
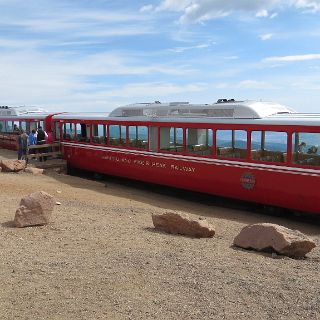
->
153, 0, 320, 23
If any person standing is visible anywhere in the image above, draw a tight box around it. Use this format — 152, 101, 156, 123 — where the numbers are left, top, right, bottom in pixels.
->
28, 129, 37, 156
29, 129, 37, 146
13, 124, 20, 133
36, 126, 48, 162
17, 130, 29, 161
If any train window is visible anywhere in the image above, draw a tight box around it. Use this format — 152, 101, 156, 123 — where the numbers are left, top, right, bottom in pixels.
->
30, 121, 37, 132
128, 126, 148, 149
160, 127, 183, 152
63, 123, 75, 141
13, 121, 19, 132
109, 125, 126, 146
0, 121, 4, 132
76, 123, 91, 143
186, 128, 213, 156
92, 124, 106, 144
20, 121, 27, 132
251, 131, 287, 163
292, 132, 320, 166
39, 121, 44, 129
216, 129, 247, 159
54, 122, 60, 140
6, 121, 13, 132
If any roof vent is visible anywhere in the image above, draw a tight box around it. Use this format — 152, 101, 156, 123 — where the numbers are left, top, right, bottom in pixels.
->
217, 99, 235, 103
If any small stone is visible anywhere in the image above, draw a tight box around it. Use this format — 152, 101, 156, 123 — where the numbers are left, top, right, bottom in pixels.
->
24, 167, 44, 175
56, 202, 61, 205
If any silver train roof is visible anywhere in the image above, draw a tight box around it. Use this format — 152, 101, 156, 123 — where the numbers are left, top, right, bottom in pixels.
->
52, 99, 320, 126
109, 100, 296, 119
0, 105, 49, 118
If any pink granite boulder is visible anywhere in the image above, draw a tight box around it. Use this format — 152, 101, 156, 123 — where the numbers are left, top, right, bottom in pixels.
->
152, 211, 215, 238
14, 191, 55, 227
0, 160, 26, 172
233, 223, 316, 258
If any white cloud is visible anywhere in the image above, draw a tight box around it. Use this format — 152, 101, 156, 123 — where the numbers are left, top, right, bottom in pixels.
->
169, 42, 213, 53
223, 56, 239, 60
213, 79, 276, 90
259, 33, 273, 40
0, 10, 149, 33
236, 80, 275, 89
76, 26, 154, 38
0, 48, 198, 111
264, 53, 320, 62
155, 0, 320, 23
256, 9, 269, 17
102, 82, 206, 98
270, 12, 278, 18
291, 0, 320, 12
156, 0, 193, 12
140, 5, 154, 12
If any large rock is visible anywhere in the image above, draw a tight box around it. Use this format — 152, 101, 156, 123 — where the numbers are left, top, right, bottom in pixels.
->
233, 223, 316, 258
152, 211, 215, 238
14, 191, 55, 227
0, 160, 26, 172
24, 167, 44, 175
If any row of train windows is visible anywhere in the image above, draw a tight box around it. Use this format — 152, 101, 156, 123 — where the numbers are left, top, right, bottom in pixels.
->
0, 120, 44, 133
60, 123, 320, 166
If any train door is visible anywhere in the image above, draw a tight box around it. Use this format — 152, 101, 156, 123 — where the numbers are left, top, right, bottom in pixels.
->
149, 126, 158, 151
54, 121, 60, 141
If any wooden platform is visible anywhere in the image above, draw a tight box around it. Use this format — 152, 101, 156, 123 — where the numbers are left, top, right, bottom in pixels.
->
28, 158, 67, 170
26, 142, 67, 171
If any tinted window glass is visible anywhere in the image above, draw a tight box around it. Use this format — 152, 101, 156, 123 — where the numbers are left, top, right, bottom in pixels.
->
109, 125, 126, 146
292, 132, 320, 166
160, 127, 183, 152
216, 129, 247, 159
128, 126, 148, 149
251, 131, 287, 163
186, 128, 213, 156
63, 123, 75, 141
92, 124, 106, 144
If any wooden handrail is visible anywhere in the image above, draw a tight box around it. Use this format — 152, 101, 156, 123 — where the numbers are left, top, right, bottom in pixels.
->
26, 143, 61, 160
28, 142, 60, 149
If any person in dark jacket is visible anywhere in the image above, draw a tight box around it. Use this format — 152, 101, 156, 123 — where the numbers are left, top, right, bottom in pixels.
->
36, 126, 48, 162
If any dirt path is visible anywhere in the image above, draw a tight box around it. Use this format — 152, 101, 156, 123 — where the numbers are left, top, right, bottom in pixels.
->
0, 148, 319, 319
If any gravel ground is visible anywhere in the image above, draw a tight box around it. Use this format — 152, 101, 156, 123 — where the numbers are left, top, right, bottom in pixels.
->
0, 149, 320, 320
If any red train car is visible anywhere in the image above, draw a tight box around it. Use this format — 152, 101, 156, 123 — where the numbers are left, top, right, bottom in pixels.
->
0, 105, 53, 150
52, 99, 320, 215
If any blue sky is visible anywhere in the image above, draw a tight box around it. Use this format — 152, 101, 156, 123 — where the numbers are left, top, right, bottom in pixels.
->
0, 0, 320, 112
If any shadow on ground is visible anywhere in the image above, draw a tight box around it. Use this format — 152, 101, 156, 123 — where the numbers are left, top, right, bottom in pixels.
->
45, 166, 320, 236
